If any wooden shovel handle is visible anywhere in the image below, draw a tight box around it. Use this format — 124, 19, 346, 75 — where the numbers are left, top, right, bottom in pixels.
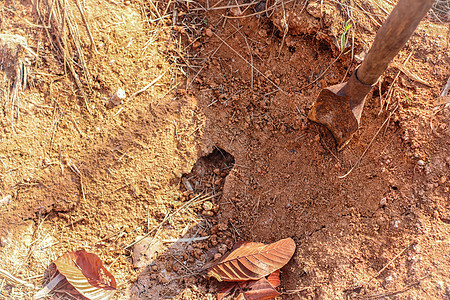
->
357, 0, 435, 85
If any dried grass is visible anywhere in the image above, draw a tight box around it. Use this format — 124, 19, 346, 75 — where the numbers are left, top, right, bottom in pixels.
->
431, 0, 450, 23
32, 0, 94, 114
0, 34, 36, 129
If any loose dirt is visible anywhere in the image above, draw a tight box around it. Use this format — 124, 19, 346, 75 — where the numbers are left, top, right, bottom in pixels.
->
0, 0, 449, 299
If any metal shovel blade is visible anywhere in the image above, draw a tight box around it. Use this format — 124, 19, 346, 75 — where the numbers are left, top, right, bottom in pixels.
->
308, 71, 373, 149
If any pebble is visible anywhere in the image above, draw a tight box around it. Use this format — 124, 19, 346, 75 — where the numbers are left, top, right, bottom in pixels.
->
0, 195, 12, 207
205, 28, 213, 37
379, 198, 387, 206
393, 220, 400, 228
202, 210, 214, 217
108, 88, 126, 107
417, 160, 425, 166
203, 201, 213, 211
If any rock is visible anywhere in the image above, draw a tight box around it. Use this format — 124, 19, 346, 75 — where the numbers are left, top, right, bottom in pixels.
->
0, 195, 12, 207
205, 28, 213, 37
202, 210, 214, 217
203, 201, 213, 211
108, 88, 126, 107
417, 159, 425, 166
132, 236, 164, 268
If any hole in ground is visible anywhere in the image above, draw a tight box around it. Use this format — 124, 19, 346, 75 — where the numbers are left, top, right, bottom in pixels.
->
181, 147, 235, 195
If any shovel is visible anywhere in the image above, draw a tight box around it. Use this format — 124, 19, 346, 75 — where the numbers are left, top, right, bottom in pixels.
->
308, 0, 435, 150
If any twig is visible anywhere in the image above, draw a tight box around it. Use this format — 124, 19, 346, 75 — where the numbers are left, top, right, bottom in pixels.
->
34, 274, 64, 299
67, 159, 86, 202
75, 0, 98, 53
191, 1, 259, 11
188, 26, 243, 88
0, 268, 34, 288
162, 236, 210, 243
125, 193, 220, 249
355, 274, 429, 299
367, 242, 413, 284
392, 62, 431, 87
440, 76, 450, 97
213, 32, 287, 95
130, 72, 165, 98
380, 51, 413, 114
338, 102, 398, 179
303, 52, 343, 89
223, 0, 294, 19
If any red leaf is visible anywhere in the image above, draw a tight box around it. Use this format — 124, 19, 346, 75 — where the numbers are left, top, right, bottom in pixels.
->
237, 273, 281, 300
217, 282, 238, 300
267, 270, 280, 288
54, 250, 116, 300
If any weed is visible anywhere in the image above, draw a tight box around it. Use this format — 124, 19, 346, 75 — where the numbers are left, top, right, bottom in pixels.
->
339, 20, 352, 52
405, 94, 413, 103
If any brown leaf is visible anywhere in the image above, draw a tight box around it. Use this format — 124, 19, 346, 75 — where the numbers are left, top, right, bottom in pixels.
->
229, 271, 281, 300
237, 275, 281, 300
217, 271, 281, 300
217, 282, 237, 300
54, 250, 116, 300
207, 238, 295, 282
266, 270, 280, 288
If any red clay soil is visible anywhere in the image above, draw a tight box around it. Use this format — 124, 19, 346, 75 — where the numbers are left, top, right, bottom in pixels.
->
0, 0, 449, 299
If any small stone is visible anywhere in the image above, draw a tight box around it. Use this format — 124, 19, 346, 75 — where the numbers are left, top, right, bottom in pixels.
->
202, 210, 214, 217
417, 160, 425, 166
0, 195, 12, 207
393, 220, 400, 228
203, 201, 213, 211
205, 28, 213, 37
379, 198, 387, 206
108, 88, 126, 107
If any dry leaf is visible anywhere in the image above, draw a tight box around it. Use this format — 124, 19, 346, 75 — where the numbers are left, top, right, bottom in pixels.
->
207, 238, 295, 282
217, 282, 237, 300
54, 250, 116, 300
218, 270, 282, 300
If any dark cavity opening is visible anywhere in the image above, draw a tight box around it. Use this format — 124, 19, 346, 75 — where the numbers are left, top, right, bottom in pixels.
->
181, 147, 235, 195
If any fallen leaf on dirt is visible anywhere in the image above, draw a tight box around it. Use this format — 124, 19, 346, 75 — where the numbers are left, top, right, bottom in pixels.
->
237, 270, 281, 300
207, 237, 295, 282
218, 270, 282, 300
53, 250, 116, 300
